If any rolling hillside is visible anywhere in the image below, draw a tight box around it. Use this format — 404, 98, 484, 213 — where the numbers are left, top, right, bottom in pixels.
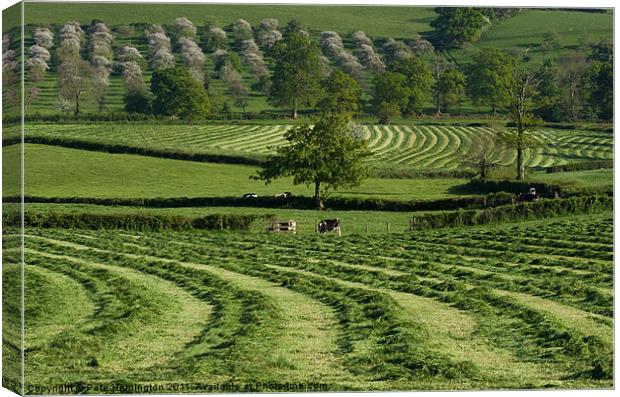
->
9, 123, 613, 169
3, 6, 612, 116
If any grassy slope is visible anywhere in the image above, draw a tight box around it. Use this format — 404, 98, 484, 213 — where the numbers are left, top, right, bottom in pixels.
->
23, 2, 435, 38
476, 10, 613, 55
4, 144, 470, 200
2, 2, 21, 33
10, 123, 613, 170
530, 169, 613, 192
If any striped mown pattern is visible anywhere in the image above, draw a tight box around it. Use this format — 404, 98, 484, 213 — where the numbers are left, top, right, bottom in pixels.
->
18, 123, 614, 169
10, 212, 613, 389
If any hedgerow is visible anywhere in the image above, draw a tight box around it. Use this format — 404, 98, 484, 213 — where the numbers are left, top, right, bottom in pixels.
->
4, 212, 260, 231
545, 160, 613, 173
11, 191, 516, 212
409, 195, 612, 229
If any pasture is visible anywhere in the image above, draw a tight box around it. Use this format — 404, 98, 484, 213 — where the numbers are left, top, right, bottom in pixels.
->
2, 4, 614, 393
3, 144, 469, 200
9, 123, 614, 169
4, 212, 612, 390
16, 203, 429, 236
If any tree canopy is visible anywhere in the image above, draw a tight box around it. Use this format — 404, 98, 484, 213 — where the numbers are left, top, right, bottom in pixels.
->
268, 30, 323, 118
386, 56, 432, 115
502, 61, 542, 180
372, 72, 409, 124
430, 7, 487, 49
582, 39, 613, 121
256, 113, 372, 209
151, 67, 210, 119
316, 69, 361, 116
433, 68, 465, 114
465, 48, 511, 116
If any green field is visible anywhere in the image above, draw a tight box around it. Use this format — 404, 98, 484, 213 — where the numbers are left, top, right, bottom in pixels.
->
20, 3, 436, 38
3, 144, 470, 200
8, 123, 614, 169
16, 203, 430, 235
2, 3, 615, 393
531, 169, 613, 192
4, 212, 612, 390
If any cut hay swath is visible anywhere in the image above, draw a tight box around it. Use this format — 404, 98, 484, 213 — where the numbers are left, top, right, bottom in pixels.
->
14, 123, 614, 169
8, 212, 612, 390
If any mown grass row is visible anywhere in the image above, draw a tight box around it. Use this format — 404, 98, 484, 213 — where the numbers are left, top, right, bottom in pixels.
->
26, 233, 481, 386
2, 246, 23, 395
22, 239, 293, 387
26, 214, 614, 385
11, 123, 614, 169
143, 231, 612, 382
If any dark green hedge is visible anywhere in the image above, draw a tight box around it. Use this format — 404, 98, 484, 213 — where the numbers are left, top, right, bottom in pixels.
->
373, 168, 477, 179
409, 195, 613, 229
2, 109, 295, 124
463, 179, 564, 195
5, 136, 266, 166
545, 160, 613, 173
3, 212, 259, 231
10, 192, 517, 212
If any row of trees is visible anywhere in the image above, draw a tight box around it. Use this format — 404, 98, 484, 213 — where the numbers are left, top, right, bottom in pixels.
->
14, 15, 611, 123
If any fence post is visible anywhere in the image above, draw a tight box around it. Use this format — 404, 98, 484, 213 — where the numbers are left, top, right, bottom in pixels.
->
365, 223, 369, 235
386, 222, 390, 234
219, 216, 224, 230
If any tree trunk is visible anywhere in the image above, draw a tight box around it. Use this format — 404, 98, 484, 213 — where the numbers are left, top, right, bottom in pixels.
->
314, 179, 324, 210
516, 144, 525, 180
292, 98, 298, 119
74, 93, 80, 115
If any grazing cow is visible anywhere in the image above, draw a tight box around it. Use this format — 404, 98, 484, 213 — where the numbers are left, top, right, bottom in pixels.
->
517, 188, 539, 202
274, 191, 293, 198
318, 219, 341, 236
243, 193, 258, 198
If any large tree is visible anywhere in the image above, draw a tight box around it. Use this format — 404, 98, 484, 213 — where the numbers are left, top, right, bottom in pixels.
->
387, 56, 432, 115
256, 113, 372, 209
503, 61, 541, 180
57, 59, 91, 115
466, 48, 511, 117
268, 31, 323, 118
433, 67, 465, 114
533, 59, 562, 122
372, 72, 409, 124
316, 69, 361, 115
430, 7, 487, 49
557, 52, 588, 121
151, 67, 210, 119
582, 39, 612, 121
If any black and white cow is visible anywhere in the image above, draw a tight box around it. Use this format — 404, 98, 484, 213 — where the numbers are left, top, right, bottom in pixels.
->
274, 192, 293, 199
517, 188, 539, 202
318, 219, 341, 236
